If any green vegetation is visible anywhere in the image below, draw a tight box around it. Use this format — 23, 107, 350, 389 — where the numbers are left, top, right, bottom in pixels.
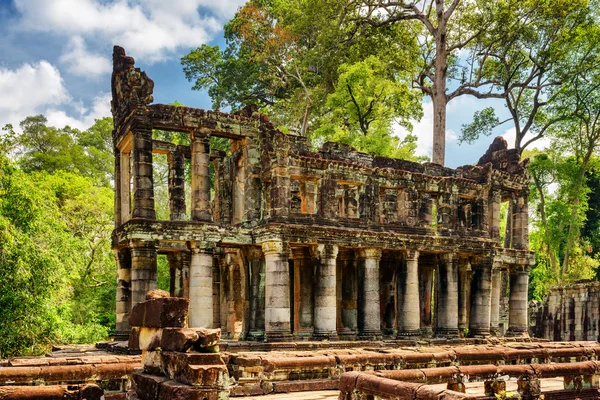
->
0, 117, 115, 358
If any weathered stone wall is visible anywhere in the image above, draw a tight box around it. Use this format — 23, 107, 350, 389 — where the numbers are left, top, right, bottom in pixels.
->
530, 281, 600, 341
110, 45, 534, 342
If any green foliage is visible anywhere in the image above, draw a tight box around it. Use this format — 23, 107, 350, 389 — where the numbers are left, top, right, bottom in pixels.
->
181, 0, 422, 159
2, 115, 114, 186
0, 117, 115, 358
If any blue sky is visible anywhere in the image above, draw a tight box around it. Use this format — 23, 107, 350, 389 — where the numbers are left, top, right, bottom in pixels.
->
0, 0, 539, 168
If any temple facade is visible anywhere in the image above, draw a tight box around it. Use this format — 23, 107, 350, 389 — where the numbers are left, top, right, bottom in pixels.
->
111, 46, 534, 342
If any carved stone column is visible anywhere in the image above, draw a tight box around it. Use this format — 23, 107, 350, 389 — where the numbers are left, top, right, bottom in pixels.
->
511, 192, 529, 250
132, 127, 155, 219
358, 248, 382, 339
338, 251, 358, 338
419, 264, 434, 336
469, 256, 493, 337
188, 242, 214, 328
291, 247, 314, 337
490, 260, 503, 336
398, 250, 420, 338
115, 249, 132, 335
488, 190, 501, 241
507, 266, 530, 337
262, 240, 292, 341
191, 129, 211, 221
247, 247, 265, 337
313, 244, 338, 340
168, 148, 186, 221
130, 240, 157, 306
436, 253, 459, 337
458, 257, 472, 334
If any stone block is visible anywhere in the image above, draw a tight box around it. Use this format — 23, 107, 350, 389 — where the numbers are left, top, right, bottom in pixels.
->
132, 373, 169, 400
146, 289, 170, 299
192, 327, 221, 353
158, 380, 229, 400
129, 298, 189, 328
161, 352, 228, 387
143, 350, 164, 376
161, 328, 199, 352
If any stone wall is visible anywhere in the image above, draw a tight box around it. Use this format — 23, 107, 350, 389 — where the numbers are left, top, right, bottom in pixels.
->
530, 281, 600, 341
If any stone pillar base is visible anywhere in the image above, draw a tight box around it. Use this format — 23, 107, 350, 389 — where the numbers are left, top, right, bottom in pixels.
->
358, 330, 382, 340
337, 329, 357, 341
265, 331, 293, 342
505, 328, 529, 338
435, 328, 459, 338
313, 330, 338, 341
469, 328, 491, 338
397, 330, 421, 339
490, 326, 500, 337
246, 330, 265, 341
420, 328, 434, 338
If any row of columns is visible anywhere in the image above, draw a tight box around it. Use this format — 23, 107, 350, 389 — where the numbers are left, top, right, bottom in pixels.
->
115, 239, 531, 340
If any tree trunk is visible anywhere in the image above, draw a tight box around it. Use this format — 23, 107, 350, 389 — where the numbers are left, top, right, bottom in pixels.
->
431, 16, 448, 166
562, 153, 592, 276
532, 175, 558, 279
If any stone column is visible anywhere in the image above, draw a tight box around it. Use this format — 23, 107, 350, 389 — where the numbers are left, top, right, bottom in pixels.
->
469, 257, 493, 337
247, 247, 265, 337
313, 244, 338, 340
507, 266, 530, 337
243, 137, 262, 224
191, 129, 211, 221
419, 265, 434, 336
115, 249, 132, 335
223, 248, 246, 339
188, 242, 214, 328
168, 148, 186, 221
511, 193, 529, 250
131, 127, 155, 219
358, 248, 382, 339
488, 190, 501, 241
130, 240, 157, 306
262, 240, 292, 341
436, 253, 459, 337
292, 247, 314, 337
458, 258, 471, 334
339, 251, 358, 338
490, 261, 503, 336
397, 250, 421, 338
119, 150, 131, 223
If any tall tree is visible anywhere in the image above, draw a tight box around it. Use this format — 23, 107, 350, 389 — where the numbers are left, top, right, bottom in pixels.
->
459, 0, 598, 153
182, 0, 423, 159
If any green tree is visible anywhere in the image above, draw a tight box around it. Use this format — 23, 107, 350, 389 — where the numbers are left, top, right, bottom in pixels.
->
182, 0, 422, 159
3, 115, 114, 186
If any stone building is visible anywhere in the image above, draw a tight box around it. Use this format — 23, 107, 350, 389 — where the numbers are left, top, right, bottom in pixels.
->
111, 46, 534, 342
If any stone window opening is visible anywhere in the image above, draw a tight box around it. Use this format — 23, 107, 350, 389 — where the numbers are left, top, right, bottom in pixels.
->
457, 197, 472, 229
419, 192, 439, 227
337, 183, 360, 218
290, 177, 318, 214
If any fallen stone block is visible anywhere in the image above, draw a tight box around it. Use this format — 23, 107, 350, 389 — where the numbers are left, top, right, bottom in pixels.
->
130, 298, 189, 328
143, 350, 164, 376
132, 372, 170, 400
146, 289, 170, 299
158, 379, 229, 400
192, 327, 221, 353
161, 328, 199, 352
161, 352, 228, 387
0, 384, 103, 400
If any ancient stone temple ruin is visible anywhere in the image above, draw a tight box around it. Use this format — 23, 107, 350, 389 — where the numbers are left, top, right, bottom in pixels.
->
111, 45, 534, 343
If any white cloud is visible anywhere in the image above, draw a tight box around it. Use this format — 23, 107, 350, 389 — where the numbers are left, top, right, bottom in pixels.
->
0, 61, 70, 127
59, 36, 111, 77
46, 93, 111, 130
0, 61, 110, 131
14, 0, 246, 63
394, 101, 458, 159
500, 126, 552, 151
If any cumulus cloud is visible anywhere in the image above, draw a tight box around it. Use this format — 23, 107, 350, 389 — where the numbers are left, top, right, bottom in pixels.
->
14, 0, 246, 63
46, 93, 111, 130
0, 61, 110, 131
394, 101, 459, 159
59, 36, 111, 77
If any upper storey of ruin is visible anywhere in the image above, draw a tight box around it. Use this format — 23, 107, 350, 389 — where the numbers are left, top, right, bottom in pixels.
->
111, 46, 532, 262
